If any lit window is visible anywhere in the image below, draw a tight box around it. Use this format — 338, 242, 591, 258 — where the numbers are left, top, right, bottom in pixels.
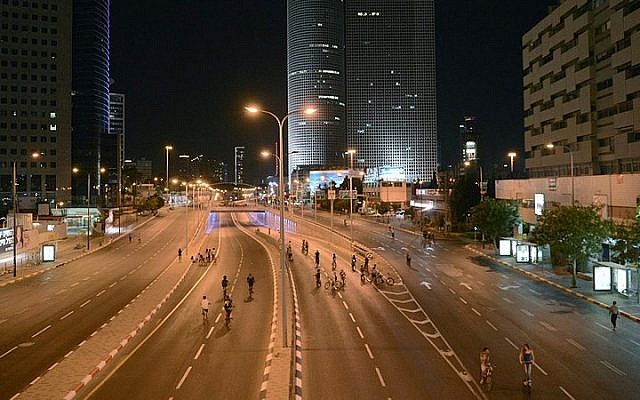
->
49, 112, 56, 118
49, 124, 56, 131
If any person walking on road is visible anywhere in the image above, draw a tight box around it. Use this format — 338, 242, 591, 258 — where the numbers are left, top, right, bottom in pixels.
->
519, 343, 535, 386
315, 250, 320, 266
201, 295, 210, 320
609, 301, 619, 331
178, 248, 182, 261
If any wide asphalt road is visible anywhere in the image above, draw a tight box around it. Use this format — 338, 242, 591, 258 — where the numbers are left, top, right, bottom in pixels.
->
0, 207, 208, 399
83, 212, 275, 400
309, 210, 640, 400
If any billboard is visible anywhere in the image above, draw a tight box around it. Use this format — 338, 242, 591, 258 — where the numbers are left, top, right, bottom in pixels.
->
534, 193, 544, 216
0, 228, 14, 253
309, 170, 348, 193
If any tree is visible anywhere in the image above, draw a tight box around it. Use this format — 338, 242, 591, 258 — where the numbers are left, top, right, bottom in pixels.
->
611, 218, 640, 266
449, 175, 480, 228
470, 199, 519, 253
530, 205, 610, 287
376, 201, 391, 215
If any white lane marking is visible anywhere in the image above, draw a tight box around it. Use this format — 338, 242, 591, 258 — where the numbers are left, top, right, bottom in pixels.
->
529, 288, 542, 295
32, 324, 52, 338
337, 292, 343, 299
30, 376, 41, 385
70, 282, 80, 287
80, 299, 91, 308
630, 339, 640, 347
64, 350, 74, 358
176, 366, 193, 389
566, 338, 585, 351
499, 285, 520, 290
425, 267, 431, 272
375, 367, 387, 387
0, 319, 7, 325
596, 322, 611, 331
559, 386, 577, 400
206, 327, 214, 340
520, 309, 534, 317
78, 340, 87, 347
600, 360, 626, 376
10, 393, 20, 400
504, 337, 519, 350
459, 297, 468, 305
194, 344, 205, 360
356, 326, 364, 339
539, 321, 558, 331
48, 362, 59, 371
364, 343, 374, 359
343, 301, 349, 310
55, 289, 67, 295
448, 288, 455, 294
420, 281, 432, 290
486, 320, 498, 331
502, 297, 514, 304
60, 311, 74, 320
96, 289, 106, 297
471, 308, 481, 316
0, 346, 18, 359
349, 313, 356, 323
535, 362, 548, 376
109, 282, 117, 288
215, 313, 222, 324
460, 283, 472, 290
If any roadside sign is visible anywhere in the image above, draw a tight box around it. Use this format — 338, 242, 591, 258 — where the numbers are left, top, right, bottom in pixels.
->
328, 190, 336, 200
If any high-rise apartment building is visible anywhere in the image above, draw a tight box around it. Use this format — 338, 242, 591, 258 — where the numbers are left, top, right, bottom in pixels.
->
459, 116, 479, 163
287, 0, 346, 178
71, 0, 110, 202
105, 92, 124, 206
345, 1, 438, 182
0, 0, 73, 208
523, 0, 640, 178
234, 146, 246, 184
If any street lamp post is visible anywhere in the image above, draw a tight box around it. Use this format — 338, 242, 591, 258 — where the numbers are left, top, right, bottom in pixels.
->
165, 145, 173, 192
546, 144, 574, 205
247, 105, 316, 348
346, 150, 356, 248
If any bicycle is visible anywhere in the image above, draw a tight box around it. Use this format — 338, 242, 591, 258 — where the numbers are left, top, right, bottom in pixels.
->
480, 364, 495, 392
325, 279, 344, 291
373, 273, 395, 286
225, 310, 232, 328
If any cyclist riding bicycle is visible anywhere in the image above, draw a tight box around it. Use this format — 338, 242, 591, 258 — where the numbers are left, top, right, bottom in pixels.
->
331, 253, 337, 270
519, 343, 535, 387
201, 295, 210, 320
406, 252, 412, 268
224, 297, 233, 321
315, 250, 320, 266
371, 264, 378, 283
339, 269, 347, 286
315, 268, 322, 288
221, 275, 229, 294
479, 347, 491, 384
351, 255, 357, 271
247, 273, 255, 292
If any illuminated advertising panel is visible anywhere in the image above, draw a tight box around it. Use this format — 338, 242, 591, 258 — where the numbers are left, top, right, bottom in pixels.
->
593, 266, 611, 291
534, 193, 544, 216
42, 244, 56, 262
499, 239, 511, 256
516, 244, 530, 263
309, 170, 348, 193
0, 228, 14, 253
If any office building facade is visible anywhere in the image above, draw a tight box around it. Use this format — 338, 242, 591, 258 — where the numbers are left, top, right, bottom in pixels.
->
71, 0, 110, 202
523, 0, 640, 178
234, 146, 245, 184
287, 0, 346, 178
345, 1, 438, 182
0, 0, 73, 208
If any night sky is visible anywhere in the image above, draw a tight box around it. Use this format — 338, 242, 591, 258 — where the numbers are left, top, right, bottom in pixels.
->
110, 0, 557, 182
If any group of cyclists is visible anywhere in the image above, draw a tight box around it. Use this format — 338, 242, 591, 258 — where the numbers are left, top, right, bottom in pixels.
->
201, 273, 256, 329
479, 343, 536, 391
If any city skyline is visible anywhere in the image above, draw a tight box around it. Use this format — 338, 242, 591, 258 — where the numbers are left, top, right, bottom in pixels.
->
110, 1, 557, 182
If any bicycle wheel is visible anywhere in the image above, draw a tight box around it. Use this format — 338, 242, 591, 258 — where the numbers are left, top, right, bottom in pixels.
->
324, 281, 331, 290
374, 276, 383, 285
335, 280, 344, 290
386, 276, 395, 285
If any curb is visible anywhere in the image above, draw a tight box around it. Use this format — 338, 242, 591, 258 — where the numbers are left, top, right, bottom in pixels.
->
63, 241, 192, 400
289, 266, 303, 400
466, 246, 640, 324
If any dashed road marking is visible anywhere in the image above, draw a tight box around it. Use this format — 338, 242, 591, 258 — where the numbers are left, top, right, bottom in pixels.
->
375, 367, 386, 387
364, 343, 374, 359
486, 320, 498, 331
96, 289, 106, 297
566, 338, 585, 351
629, 339, 640, 347
471, 308, 481, 316
194, 344, 205, 360
600, 360, 626, 376
206, 327, 214, 340
342, 301, 349, 310
504, 337, 518, 350
80, 299, 91, 308
539, 321, 557, 331
32, 324, 52, 338
459, 297, 467, 305
176, 366, 192, 389
70, 282, 80, 287
520, 309, 534, 317
448, 287, 455, 294
349, 313, 356, 323
535, 362, 548, 376
48, 362, 58, 371
529, 288, 542, 295
356, 326, 364, 339
502, 297, 514, 304
559, 386, 577, 400
60, 311, 74, 320
0, 346, 18, 359
595, 322, 611, 331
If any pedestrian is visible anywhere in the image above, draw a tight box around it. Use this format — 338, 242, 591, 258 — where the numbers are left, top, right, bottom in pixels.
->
178, 248, 182, 261
128, 234, 132, 243
609, 301, 619, 331
519, 343, 535, 386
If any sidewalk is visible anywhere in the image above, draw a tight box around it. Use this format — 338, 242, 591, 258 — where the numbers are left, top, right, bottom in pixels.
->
467, 244, 640, 324
0, 217, 153, 288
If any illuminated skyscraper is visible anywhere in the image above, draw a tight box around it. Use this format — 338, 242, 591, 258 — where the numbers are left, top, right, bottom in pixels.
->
71, 0, 110, 201
287, 0, 346, 178
345, 1, 438, 181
